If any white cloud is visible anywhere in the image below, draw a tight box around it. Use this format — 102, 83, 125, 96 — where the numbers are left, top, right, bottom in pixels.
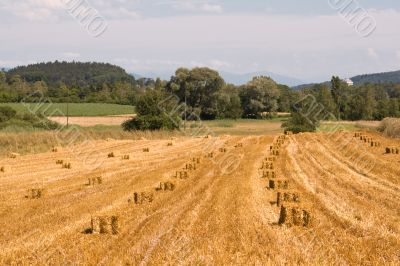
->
396, 50, 400, 60
208, 59, 231, 68
61, 52, 81, 59
367, 48, 379, 59
201, 3, 222, 13
162, 0, 223, 13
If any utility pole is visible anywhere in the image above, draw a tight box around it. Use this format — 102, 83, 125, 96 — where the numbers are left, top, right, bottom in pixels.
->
184, 94, 187, 131
66, 88, 69, 128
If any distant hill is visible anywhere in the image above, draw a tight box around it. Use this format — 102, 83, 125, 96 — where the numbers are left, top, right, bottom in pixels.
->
351, 70, 400, 85
292, 69, 400, 90
7, 61, 135, 87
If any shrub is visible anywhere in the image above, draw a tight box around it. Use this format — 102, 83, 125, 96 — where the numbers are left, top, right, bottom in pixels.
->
0, 106, 17, 123
282, 112, 317, 133
122, 90, 181, 131
378, 118, 400, 138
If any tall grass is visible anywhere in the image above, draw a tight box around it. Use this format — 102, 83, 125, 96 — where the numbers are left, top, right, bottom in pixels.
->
0, 129, 183, 158
378, 118, 400, 138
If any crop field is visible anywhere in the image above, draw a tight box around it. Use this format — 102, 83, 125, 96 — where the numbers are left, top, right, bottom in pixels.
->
0, 103, 135, 117
0, 131, 399, 265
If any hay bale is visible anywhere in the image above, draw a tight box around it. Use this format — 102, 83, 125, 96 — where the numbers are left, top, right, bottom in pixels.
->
133, 192, 154, 204
260, 162, 274, 170
52, 147, 58, 152
265, 156, 276, 162
56, 159, 64, 165
219, 148, 227, 153
275, 191, 301, 206
122, 155, 130, 160
143, 148, 150, 152
91, 216, 119, 235
262, 170, 276, 179
191, 157, 201, 164
174, 171, 189, 179
268, 179, 289, 190
271, 149, 280, 156
285, 131, 293, 135
155, 182, 175, 192
234, 143, 243, 148
91, 217, 101, 234
108, 152, 115, 158
185, 163, 197, 171
206, 152, 214, 158
8, 153, 19, 159
0, 166, 9, 173
111, 216, 119, 235
386, 147, 400, 154
278, 205, 312, 227
87, 176, 103, 186
62, 162, 71, 169
25, 188, 45, 199
167, 142, 173, 146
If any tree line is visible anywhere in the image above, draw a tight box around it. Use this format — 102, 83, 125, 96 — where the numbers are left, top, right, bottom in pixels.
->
1, 62, 400, 127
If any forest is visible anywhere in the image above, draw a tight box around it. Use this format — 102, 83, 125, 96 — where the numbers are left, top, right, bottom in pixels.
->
1, 62, 400, 122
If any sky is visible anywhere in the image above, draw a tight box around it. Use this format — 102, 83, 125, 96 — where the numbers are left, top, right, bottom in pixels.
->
0, 0, 400, 83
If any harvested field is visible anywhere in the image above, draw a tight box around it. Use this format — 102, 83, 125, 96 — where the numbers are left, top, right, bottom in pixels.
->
0, 132, 399, 265
49, 115, 134, 127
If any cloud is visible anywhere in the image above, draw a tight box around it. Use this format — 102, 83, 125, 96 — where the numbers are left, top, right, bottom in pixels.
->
367, 48, 379, 59
61, 52, 81, 59
200, 3, 223, 13
208, 59, 232, 68
159, 0, 223, 13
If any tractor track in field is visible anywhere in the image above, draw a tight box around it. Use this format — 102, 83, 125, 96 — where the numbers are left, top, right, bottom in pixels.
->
0, 133, 399, 265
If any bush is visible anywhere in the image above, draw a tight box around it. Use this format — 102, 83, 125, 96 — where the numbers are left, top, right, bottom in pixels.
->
122, 115, 177, 131
378, 118, 400, 138
122, 90, 181, 131
0, 106, 17, 122
0, 106, 61, 131
282, 112, 317, 133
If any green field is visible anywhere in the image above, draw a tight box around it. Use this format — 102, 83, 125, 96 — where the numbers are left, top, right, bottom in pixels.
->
0, 103, 135, 117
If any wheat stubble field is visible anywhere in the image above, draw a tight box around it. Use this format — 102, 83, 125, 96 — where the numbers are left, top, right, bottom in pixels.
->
0, 131, 399, 265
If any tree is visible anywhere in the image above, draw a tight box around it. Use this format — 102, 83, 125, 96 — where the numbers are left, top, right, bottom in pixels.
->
122, 89, 181, 131
239, 76, 279, 118
317, 85, 336, 116
167, 67, 225, 120
282, 111, 317, 133
331, 76, 342, 119
215, 84, 242, 119
362, 87, 377, 120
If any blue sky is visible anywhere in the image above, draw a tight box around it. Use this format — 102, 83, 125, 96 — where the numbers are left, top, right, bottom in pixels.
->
1, 0, 400, 83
